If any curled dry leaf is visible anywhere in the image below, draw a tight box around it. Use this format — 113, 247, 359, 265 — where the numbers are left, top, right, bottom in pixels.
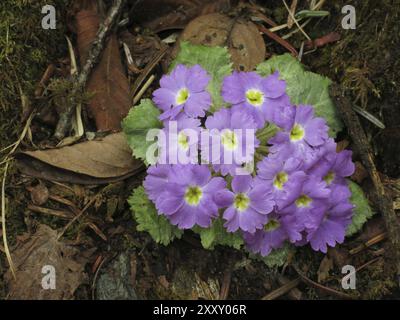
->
134, 0, 232, 32
5, 224, 90, 300
75, 1, 131, 131
16, 133, 143, 185
173, 13, 266, 71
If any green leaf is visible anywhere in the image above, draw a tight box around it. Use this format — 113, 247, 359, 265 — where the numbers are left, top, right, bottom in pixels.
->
128, 186, 183, 245
256, 54, 343, 137
256, 122, 279, 145
172, 41, 233, 112
250, 243, 294, 268
122, 99, 162, 165
346, 180, 375, 236
193, 218, 243, 250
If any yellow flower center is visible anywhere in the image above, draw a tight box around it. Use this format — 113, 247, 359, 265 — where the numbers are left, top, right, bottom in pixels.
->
184, 186, 203, 206
246, 89, 264, 106
234, 193, 250, 211
295, 194, 312, 208
178, 132, 189, 151
221, 129, 238, 151
264, 219, 280, 232
273, 171, 289, 190
290, 124, 305, 141
324, 171, 335, 185
176, 88, 190, 105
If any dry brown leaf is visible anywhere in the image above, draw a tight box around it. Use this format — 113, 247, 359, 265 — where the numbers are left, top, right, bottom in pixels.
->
5, 224, 90, 300
134, 0, 232, 32
174, 13, 266, 71
16, 133, 143, 184
317, 255, 333, 283
75, 2, 131, 131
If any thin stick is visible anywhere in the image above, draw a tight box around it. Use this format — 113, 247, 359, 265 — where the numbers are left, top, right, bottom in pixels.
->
258, 24, 298, 56
133, 74, 155, 105
287, 0, 298, 29
330, 83, 400, 286
282, 0, 311, 41
54, 0, 126, 140
294, 266, 353, 299
349, 232, 386, 255
262, 277, 300, 300
57, 190, 102, 240
0, 111, 34, 280
1, 162, 16, 279
28, 204, 73, 220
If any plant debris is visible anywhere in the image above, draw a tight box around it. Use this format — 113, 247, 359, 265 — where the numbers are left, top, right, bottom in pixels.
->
5, 224, 91, 300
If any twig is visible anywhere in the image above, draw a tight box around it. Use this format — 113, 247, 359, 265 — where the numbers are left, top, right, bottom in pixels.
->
330, 83, 400, 286
286, 0, 298, 29
262, 277, 300, 300
282, 0, 311, 41
294, 266, 353, 299
54, 0, 126, 140
1, 110, 34, 280
57, 190, 102, 240
34, 63, 56, 98
28, 204, 73, 220
130, 47, 168, 100
349, 232, 386, 255
219, 269, 232, 300
133, 74, 155, 105
1, 162, 16, 279
257, 24, 298, 56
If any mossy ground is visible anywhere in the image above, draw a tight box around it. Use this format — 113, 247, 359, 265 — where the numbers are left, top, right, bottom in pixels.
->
0, 0, 70, 298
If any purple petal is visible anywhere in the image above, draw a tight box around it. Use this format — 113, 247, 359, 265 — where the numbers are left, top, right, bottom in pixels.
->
232, 175, 252, 193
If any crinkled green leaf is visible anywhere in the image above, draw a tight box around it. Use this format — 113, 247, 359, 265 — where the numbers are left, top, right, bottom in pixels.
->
256, 122, 279, 145
128, 186, 183, 245
193, 218, 243, 250
122, 99, 162, 165
172, 41, 233, 112
257, 54, 343, 137
346, 180, 375, 236
250, 243, 294, 268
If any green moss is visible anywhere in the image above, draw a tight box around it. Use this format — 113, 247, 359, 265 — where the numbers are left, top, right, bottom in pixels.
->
0, 0, 70, 149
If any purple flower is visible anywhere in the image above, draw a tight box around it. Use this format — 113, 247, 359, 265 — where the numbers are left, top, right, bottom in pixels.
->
153, 64, 211, 120
157, 115, 201, 165
201, 108, 259, 176
280, 176, 331, 232
255, 155, 307, 210
155, 164, 226, 229
214, 175, 274, 233
244, 212, 302, 256
307, 183, 354, 253
308, 149, 355, 186
221, 71, 288, 128
269, 105, 329, 159
144, 164, 172, 202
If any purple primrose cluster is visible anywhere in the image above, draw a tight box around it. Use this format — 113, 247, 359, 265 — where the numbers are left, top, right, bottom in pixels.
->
144, 64, 355, 255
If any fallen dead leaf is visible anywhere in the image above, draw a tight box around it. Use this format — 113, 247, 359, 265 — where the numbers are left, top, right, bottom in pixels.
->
174, 13, 266, 71
16, 133, 143, 185
5, 224, 90, 300
317, 255, 333, 283
75, 1, 131, 131
134, 0, 232, 32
